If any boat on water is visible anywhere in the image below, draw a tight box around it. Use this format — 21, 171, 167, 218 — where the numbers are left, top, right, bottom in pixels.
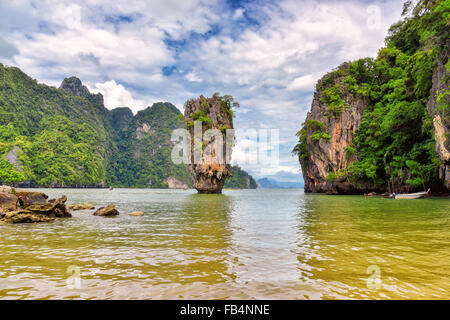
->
393, 189, 431, 199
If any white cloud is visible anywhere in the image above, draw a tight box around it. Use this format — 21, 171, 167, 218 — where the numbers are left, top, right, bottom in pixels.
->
287, 73, 321, 91
0, 37, 19, 59
88, 80, 145, 112
233, 8, 245, 20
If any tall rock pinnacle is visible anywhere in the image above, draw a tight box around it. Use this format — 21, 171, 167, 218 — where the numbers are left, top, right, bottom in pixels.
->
183, 94, 238, 194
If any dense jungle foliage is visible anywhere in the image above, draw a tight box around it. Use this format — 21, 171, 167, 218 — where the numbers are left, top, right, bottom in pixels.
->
224, 165, 258, 189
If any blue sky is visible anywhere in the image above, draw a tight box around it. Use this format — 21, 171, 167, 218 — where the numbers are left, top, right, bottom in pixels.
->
0, 0, 405, 182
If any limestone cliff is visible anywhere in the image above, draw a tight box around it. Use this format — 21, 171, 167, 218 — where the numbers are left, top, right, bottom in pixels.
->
299, 64, 368, 194
298, 57, 449, 194
184, 94, 236, 194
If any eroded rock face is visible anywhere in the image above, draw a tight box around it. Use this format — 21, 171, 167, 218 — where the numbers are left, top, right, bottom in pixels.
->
300, 68, 368, 194
6, 146, 21, 172
427, 49, 450, 191
0, 192, 18, 212
93, 203, 119, 216
136, 122, 153, 139
184, 95, 234, 194
15, 190, 48, 208
299, 54, 449, 194
68, 202, 95, 210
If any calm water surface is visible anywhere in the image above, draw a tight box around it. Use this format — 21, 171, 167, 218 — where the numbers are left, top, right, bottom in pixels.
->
0, 188, 449, 299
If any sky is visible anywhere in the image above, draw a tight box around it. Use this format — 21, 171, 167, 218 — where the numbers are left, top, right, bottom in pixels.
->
0, 0, 406, 182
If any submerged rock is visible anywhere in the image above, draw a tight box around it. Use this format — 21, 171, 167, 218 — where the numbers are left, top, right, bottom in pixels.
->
93, 204, 119, 216
184, 94, 236, 194
128, 211, 144, 216
68, 202, 95, 210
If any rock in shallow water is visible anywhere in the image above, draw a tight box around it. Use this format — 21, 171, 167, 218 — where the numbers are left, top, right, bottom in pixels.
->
93, 204, 119, 216
0, 210, 55, 224
128, 211, 144, 216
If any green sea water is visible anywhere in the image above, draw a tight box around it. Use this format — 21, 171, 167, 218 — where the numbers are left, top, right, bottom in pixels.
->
0, 188, 449, 299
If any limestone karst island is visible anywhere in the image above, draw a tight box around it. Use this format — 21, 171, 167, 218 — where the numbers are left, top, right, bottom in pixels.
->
0, 0, 449, 306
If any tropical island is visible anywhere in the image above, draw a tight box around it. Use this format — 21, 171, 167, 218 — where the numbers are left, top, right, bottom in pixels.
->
293, 0, 449, 195
0, 68, 256, 190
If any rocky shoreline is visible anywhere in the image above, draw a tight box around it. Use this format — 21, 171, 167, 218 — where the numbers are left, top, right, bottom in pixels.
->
0, 186, 71, 224
0, 186, 143, 225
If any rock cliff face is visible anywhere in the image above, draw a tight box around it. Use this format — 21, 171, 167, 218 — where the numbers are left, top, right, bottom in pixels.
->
427, 47, 450, 190
110, 102, 193, 188
0, 64, 192, 188
300, 65, 368, 194
60, 76, 104, 106
184, 95, 235, 194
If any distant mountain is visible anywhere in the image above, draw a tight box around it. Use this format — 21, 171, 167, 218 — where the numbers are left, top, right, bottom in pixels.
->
257, 178, 303, 189
257, 178, 278, 188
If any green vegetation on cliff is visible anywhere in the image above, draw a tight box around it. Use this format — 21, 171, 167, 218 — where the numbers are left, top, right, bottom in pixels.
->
224, 165, 257, 189
109, 103, 192, 188
0, 65, 190, 187
348, 0, 448, 191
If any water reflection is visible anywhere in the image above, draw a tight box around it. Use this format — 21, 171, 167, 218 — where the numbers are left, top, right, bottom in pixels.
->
171, 194, 235, 284
296, 194, 450, 299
